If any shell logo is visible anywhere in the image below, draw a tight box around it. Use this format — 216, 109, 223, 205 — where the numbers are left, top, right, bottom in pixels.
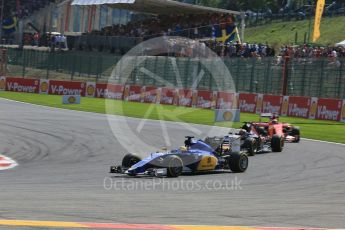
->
123, 86, 129, 99
156, 91, 161, 103
173, 91, 179, 105
211, 93, 217, 107
40, 81, 48, 92
68, 96, 76, 104
0, 79, 5, 90
310, 101, 317, 117
192, 92, 198, 105
281, 98, 289, 115
342, 104, 345, 120
223, 111, 233, 121
256, 98, 263, 112
86, 85, 95, 96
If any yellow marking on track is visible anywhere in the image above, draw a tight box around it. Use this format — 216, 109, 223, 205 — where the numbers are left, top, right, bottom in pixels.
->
0, 220, 88, 228
171, 225, 258, 230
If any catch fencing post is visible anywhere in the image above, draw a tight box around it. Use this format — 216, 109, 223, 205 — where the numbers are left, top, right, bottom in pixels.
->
249, 58, 256, 93
300, 59, 307, 96
96, 56, 103, 83
281, 56, 289, 96
22, 50, 26, 78
318, 59, 325, 97
263, 59, 270, 94
235, 58, 240, 91
337, 60, 343, 98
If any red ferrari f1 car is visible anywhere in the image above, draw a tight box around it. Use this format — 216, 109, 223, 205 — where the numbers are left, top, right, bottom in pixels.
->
242, 113, 300, 144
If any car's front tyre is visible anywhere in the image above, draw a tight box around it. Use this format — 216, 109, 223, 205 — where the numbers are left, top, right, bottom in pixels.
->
164, 155, 183, 177
271, 134, 284, 152
122, 153, 141, 168
229, 152, 248, 173
291, 127, 300, 143
244, 137, 257, 156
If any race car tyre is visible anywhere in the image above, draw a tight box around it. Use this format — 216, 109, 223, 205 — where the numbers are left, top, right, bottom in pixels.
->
244, 137, 257, 156
122, 154, 141, 168
164, 155, 183, 178
229, 152, 248, 173
291, 127, 300, 143
271, 134, 284, 152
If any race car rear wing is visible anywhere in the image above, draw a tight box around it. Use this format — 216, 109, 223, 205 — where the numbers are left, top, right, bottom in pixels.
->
259, 113, 279, 122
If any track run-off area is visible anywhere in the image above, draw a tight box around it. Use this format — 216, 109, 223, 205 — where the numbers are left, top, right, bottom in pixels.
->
0, 98, 344, 229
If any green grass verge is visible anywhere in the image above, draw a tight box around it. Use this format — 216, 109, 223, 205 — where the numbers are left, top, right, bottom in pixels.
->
0, 91, 344, 144
245, 16, 345, 46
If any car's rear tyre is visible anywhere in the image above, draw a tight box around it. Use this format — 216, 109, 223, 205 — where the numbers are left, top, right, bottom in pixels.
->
244, 137, 257, 156
164, 155, 183, 177
291, 127, 300, 143
271, 134, 284, 152
122, 154, 141, 168
229, 152, 248, 173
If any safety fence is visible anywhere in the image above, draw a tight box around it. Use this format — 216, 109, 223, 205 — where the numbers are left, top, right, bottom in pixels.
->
0, 76, 344, 122
3, 48, 345, 99
245, 9, 345, 27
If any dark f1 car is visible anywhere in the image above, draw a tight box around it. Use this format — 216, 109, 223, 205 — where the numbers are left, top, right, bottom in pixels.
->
239, 113, 293, 154
240, 122, 285, 154
110, 136, 248, 178
204, 131, 258, 156
244, 113, 300, 143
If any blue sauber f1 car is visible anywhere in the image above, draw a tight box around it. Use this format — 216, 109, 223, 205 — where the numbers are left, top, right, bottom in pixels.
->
110, 136, 248, 177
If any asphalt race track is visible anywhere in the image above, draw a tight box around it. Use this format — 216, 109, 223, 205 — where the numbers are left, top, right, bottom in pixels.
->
0, 98, 344, 229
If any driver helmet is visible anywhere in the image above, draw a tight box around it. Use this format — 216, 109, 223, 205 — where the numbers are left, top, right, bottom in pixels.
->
271, 119, 278, 124
180, 146, 188, 152
238, 129, 247, 136
270, 114, 279, 121
242, 123, 251, 132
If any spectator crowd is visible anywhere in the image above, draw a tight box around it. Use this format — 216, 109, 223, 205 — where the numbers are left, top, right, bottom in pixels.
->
85, 12, 345, 60
279, 44, 345, 59
91, 13, 235, 40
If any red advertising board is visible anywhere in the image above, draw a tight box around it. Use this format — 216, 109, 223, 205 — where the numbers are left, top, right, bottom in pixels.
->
95, 83, 124, 99
177, 89, 193, 107
286, 96, 311, 118
239, 93, 257, 113
5, 77, 39, 93
124, 85, 142, 102
49, 80, 85, 96
315, 98, 342, 121
196, 90, 216, 109
142, 86, 158, 103
160, 87, 176, 105
262, 94, 283, 114
217, 92, 236, 109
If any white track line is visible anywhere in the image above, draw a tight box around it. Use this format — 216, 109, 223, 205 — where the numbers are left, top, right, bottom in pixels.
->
1, 97, 344, 146
301, 138, 345, 146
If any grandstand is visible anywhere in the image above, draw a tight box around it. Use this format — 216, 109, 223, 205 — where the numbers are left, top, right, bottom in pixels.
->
0, 0, 344, 100
0, 0, 245, 52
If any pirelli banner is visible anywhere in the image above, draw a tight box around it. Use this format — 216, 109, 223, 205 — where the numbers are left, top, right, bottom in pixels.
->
1, 77, 345, 122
